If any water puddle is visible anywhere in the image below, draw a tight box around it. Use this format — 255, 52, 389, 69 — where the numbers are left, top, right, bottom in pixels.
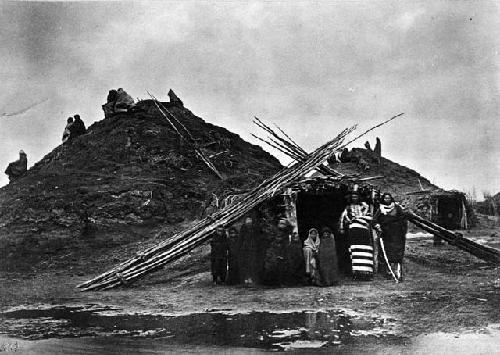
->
0, 304, 399, 350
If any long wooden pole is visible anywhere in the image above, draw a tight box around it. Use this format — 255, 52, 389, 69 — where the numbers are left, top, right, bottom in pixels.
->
148, 92, 224, 180
408, 212, 500, 263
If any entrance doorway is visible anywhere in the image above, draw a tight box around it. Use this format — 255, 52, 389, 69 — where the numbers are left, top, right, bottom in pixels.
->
296, 191, 350, 273
437, 196, 462, 230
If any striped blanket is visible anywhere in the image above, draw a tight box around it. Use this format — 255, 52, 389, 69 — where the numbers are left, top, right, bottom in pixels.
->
348, 217, 374, 280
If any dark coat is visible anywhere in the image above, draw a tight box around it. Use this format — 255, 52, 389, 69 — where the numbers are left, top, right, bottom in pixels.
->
286, 239, 306, 285
263, 238, 287, 285
69, 118, 87, 139
210, 232, 229, 279
238, 224, 262, 282
227, 234, 241, 284
318, 236, 340, 286
262, 222, 294, 285
374, 204, 407, 263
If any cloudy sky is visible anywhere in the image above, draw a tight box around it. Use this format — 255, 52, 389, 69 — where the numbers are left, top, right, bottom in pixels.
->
0, 1, 498, 198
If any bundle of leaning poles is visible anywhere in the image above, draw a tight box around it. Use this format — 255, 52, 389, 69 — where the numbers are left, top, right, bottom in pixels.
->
77, 112, 405, 291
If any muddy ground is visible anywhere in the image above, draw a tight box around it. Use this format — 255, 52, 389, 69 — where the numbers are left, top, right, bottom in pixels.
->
0, 231, 499, 353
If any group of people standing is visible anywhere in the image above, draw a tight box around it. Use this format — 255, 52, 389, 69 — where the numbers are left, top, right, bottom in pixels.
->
305, 191, 408, 283
210, 191, 408, 287
210, 216, 306, 286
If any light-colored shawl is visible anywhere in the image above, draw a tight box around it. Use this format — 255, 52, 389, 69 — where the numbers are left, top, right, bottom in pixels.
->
303, 228, 320, 252
380, 202, 396, 215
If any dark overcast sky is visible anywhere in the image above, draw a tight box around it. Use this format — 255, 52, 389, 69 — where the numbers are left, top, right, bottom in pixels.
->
0, 1, 498, 197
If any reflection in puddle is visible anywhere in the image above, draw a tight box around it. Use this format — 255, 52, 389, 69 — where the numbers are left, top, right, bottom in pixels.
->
0, 305, 398, 350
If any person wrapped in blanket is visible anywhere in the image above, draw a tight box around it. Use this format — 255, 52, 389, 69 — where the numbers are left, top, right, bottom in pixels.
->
210, 226, 229, 284
373, 193, 408, 281
339, 191, 374, 280
303, 228, 321, 285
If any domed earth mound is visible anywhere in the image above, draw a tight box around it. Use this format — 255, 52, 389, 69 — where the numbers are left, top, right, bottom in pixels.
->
0, 101, 282, 271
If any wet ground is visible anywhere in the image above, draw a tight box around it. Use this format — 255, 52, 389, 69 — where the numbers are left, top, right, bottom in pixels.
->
0, 304, 403, 352
0, 232, 499, 353
0, 304, 499, 354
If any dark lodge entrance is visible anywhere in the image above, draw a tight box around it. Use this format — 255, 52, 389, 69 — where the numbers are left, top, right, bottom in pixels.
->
296, 191, 346, 239
254, 180, 377, 278
296, 189, 351, 274
435, 196, 464, 230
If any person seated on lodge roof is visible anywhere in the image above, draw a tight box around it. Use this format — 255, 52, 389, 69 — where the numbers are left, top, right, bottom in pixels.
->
62, 116, 73, 143
326, 153, 338, 165
68, 114, 87, 141
374, 137, 381, 165
363, 138, 382, 165
339, 148, 351, 163
210, 226, 229, 285
4, 150, 27, 182
318, 227, 340, 286
107, 89, 117, 103
168, 89, 183, 107
303, 228, 321, 286
226, 227, 241, 285
373, 193, 408, 282
102, 88, 135, 117
114, 88, 135, 113
340, 191, 374, 281
102, 89, 118, 118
